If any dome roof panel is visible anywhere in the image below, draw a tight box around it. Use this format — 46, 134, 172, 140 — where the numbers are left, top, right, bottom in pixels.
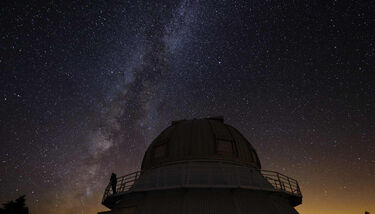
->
190, 119, 215, 156
209, 119, 233, 140
141, 118, 260, 170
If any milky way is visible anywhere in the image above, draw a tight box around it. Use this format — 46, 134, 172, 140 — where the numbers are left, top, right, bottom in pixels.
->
1, 1, 374, 214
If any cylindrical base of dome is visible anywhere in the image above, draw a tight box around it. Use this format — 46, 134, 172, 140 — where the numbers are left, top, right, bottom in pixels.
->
99, 189, 299, 214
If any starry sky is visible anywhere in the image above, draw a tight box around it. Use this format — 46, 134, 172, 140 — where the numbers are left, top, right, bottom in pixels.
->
0, 0, 374, 213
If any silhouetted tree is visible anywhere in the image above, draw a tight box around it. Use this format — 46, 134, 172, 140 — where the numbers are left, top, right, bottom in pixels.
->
0, 195, 29, 214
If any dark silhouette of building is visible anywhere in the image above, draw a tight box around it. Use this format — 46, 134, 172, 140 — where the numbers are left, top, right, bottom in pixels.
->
100, 117, 302, 214
0, 195, 29, 214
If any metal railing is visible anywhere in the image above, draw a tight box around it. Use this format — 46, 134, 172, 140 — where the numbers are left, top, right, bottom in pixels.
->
103, 171, 142, 202
102, 164, 301, 203
261, 170, 301, 197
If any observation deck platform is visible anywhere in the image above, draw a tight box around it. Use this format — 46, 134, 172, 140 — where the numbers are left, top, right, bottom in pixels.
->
102, 160, 302, 208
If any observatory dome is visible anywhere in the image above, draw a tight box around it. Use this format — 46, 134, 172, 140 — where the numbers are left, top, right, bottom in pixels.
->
141, 117, 261, 170
101, 117, 302, 214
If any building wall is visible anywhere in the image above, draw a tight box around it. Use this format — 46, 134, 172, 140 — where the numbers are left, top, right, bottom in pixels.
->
101, 189, 299, 214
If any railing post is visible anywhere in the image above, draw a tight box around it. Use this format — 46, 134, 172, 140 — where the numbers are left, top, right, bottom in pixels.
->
208, 163, 212, 186
156, 168, 160, 187
276, 173, 283, 191
187, 161, 191, 186
181, 165, 185, 186
297, 182, 301, 195
248, 168, 254, 185
119, 177, 123, 192
287, 177, 293, 194
235, 166, 240, 186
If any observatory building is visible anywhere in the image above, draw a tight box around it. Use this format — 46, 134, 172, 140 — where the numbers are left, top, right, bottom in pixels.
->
100, 117, 302, 214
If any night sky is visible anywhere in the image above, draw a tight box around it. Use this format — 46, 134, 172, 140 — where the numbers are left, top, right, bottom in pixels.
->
1, 0, 374, 213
